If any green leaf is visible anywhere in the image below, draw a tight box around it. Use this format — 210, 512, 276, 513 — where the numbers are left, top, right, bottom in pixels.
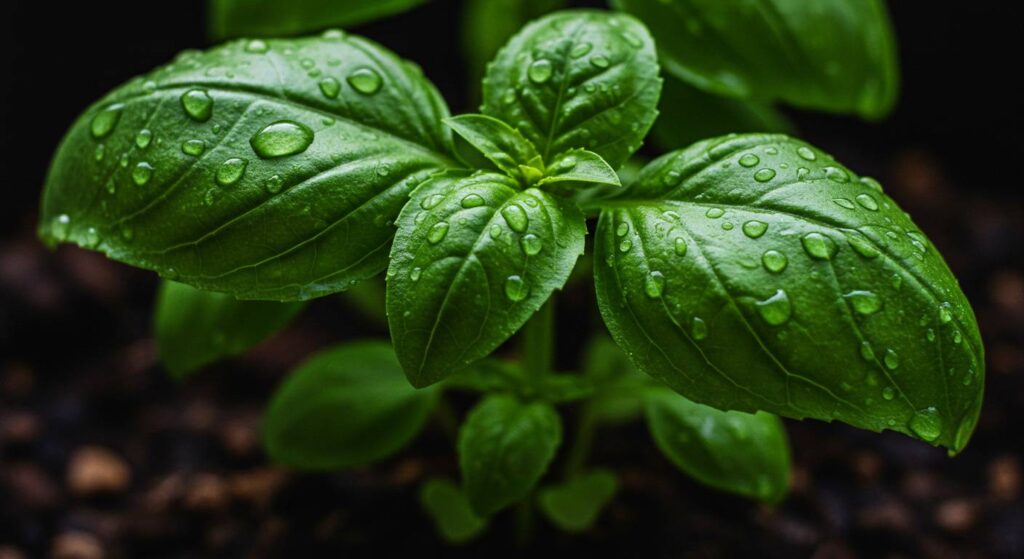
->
652, 74, 791, 151
155, 280, 304, 377
610, 0, 899, 119
458, 394, 562, 515
461, 0, 568, 100
445, 114, 542, 182
387, 171, 586, 387
481, 10, 662, 168
209, 0, 428, 40
645, 389, 790, 502
263, 341, 439, 470
39, 33, 455, 301
537, 469, 618, 532
592, 134, 984, 453
583, 336, 655, 424
537, 149, 620, 194
419, 478, 489, 544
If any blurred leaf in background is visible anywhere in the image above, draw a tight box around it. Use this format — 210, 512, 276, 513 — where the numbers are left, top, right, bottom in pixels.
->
209, 0, 429, 39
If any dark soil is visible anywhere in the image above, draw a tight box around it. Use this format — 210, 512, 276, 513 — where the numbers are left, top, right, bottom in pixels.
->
2, 1, 1023, 558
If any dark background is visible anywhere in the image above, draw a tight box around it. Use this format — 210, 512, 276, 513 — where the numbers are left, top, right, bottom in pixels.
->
1, 1, 1023, 557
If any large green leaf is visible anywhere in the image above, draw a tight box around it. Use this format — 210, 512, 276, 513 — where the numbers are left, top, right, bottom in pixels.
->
39, 33, 455, 301
458, 394, 562, 516
652, 74, 791, 151
387, 171, 586, 387
481, 10, 662, 168
209, 0, 428, 40
611, 0, 899, 118
155, 280, 304, 377
645, 389, 790, 502
593, 134, 983, 453
263, 341, 440, 470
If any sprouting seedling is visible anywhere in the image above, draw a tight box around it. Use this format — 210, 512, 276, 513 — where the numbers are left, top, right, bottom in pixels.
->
38, 2, 981, 544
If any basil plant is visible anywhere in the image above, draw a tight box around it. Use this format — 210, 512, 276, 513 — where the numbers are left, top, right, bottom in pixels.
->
38, 2, 982, 544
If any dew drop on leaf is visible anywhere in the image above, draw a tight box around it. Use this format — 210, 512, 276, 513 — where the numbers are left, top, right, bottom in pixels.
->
52, 214, 71, 241
753, 168, 776, 182
616, 222, 629, 237
705, 208, 724, 219
500, 204, 529, 233
742, 220, 768, 238
94, 144, 105, 161
132, 161, 154, 186
796, 146, 816, 161
570, 42, 592, 58
846, 232, 879, 259
691, 317, 708, 340
833, 198, 856, 210
347, 68, 383, 95
824, 166, 850, 183
245, 39, 269, 53
410, 267, 422, 282
215, 157, 247, 186
504, 275, 529, 302
673, 237, 688, 256
909, 407, 942, 441
883, 349, 900, 370
644, 271, 665, 299
135, 129, 153, 149
181, 139, 205, 156
590, 55, 610, 68
618, 239, 632, 253
938, 303, 953, 324
461, 194, 485, 208
860, 340, 875, 361
250, 121, 314, 159
761, 249, 788, 273
90, 104, 124, 138
855, 193, 879, 211
520, 233, 542, 256
318, 77, 341, 99
801, 232, 837, 260
421, 194, 445, 210
882, 386, 895, 400
84, 227, 101, 248
860, 176, 884, 192
738, 153, 759, 168
756, 289, 792, 326
527, 59, 553, 83
489, 224, 502, 240
180, 89, 213, 122
265, 174, 283, 194
845, 290, 882, 315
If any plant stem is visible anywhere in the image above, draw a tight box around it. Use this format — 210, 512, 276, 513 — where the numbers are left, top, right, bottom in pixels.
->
563, 402, 597, 479
513, 497, 535, 547
521, 298, 554, 388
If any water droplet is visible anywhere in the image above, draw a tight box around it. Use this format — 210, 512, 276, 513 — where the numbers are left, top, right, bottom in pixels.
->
501, 204, 528, 232
181, 139, 206, 156
721, 222, 734, 231
84, 227, 101, 248
616, 222, 629, 237
347, 68, 383, 95
180, 89, 213, 121
618, 239, 632, 253
860, 176, 884, 192
119, 153, 129, 168
94, 144, 105, 161
265, 175, 284, 194
738, 153, 760, 168
90, 104, 124, 138
644, 271, 665, 298
427, 221, 449, 244
846, 290, 882, 315
753, 168, 776, 182
742, 220, 768, 238
318, 77, 340, 98
52, 214, 71, 241
505, 275, 529, 301
705, 208, 724, 219
132, 161, 154, 186
692, 317, 708, 340
673, 238, 688, 256
860, 340, 875, 361
855, 193, 879, 211
527, 59, 553, 83
756, 289, 792, 326
421, 194, 445, 210
570, 42, 592, 58
215, 157, 247, 186
489, 224, 502, 240
952, 329, 962, 344
250, 120, 314, 158
410, 267, 422, 281
824, 166, 850, 183
662, 170, 682, 186
883, 349, 899, 370
245, 39, 269, 53
762, 250, 788, 273
801, 232, 837, 260
833, 198, 856, 210
909, 407, 942, 441
621, 31, 643, 48
846, 232, 879, 259
796, 146, 816, 161
460, 194, 484, 208
882, 387, 895, 400
938, 303, 953, 324
590, 55, 610, 68
135, 129, 153, 149
520, 233, 542, 256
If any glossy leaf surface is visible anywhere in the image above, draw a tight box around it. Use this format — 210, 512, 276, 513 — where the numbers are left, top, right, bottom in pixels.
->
40, 33, 454, 301
593, 134, 983, 452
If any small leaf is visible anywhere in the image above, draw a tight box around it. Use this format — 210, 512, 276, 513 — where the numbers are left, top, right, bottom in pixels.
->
652, 74, 791, 151
611, 0, 899, 118
263, 341, 439, 470
445, 114, 542, 182
209, 0, 427, 39
459, 394, 562, 515
387, 171, 586, 387
39, 34, 455, 300
420, 478, 489, 544
482, 10, 661, 168
155, 280, 304, 377
583, 336, 655, 423
537, 149, 620, 194
645, 389, 790, 502
538, 469, 618, 532
593, 134, 983, 453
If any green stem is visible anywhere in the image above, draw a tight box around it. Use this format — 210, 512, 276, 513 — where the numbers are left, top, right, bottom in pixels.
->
513, 497, 535, 547
521, 298, 554, 388
563, 402, 597, 479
